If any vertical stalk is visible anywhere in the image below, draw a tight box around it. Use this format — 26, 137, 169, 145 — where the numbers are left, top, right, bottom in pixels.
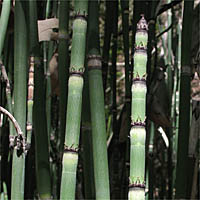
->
29, 0, 52, 198
11, 1, 27, 199
129, 16, 148, 200
102, 0, 113, 93
0, 0, 11, 57
82, 69, 95, 199
167, 1, 173, 198
172, 22, 182, 197
147, 122, 155, 199
58, 0, 69, 154
87, 0, 110, 199
26, 56, 34, 146
56, 0, 70, 198
175, 0, 194, 198
121, 0, 130, 125
60, 0, 88, 199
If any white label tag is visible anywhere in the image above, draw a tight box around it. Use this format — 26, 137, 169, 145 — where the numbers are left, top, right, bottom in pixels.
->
38, 18, 59, 42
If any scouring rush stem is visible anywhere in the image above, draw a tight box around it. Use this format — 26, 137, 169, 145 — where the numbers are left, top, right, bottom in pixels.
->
129, 15, 148, 200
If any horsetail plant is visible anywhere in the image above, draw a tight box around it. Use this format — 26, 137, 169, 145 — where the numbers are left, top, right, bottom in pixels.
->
87, 0, 110, 199
58, 0, 69, 153
0, 0, 11, 57
175, 0, 194, 198
60, 0, 88, 199
26, 56, 34, 146
11, 1, 27, 199
129, 15, 148, 200
29, 0, 52, 198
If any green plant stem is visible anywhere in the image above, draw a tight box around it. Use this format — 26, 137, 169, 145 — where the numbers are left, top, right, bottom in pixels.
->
11, 1, 27, 199
58, 0, 69, 153
102, 0, 113, 92
0, 0, 11, 57
175, 0, 194, 198
82, 67, 95, 199
60, 1, 88, 199
129, 16, 148, 200
29, 0, 52, 198
87, 1, 110, 199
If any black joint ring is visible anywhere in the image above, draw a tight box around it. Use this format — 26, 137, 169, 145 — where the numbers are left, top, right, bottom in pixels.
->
70, 67, 85, 77
135, 46, 147, 52
74, 12, 88, 21
129, 183, 145, 189
70, 71, 84, 77
131, 121, 146, 127
132, 78, 146, 84
64, 145, 79, 154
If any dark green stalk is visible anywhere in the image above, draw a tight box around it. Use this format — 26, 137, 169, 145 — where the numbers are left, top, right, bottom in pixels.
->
33, 58, 52, 200
29, 1, 52, 198
147, 0, 159, 84
109, 0, 120, 198
11, 1, 27, 199
87, 1, 110, 199
102, 0, 113, 92
0, 0, 11, 57
56, 1, 70, 198
147, 122, 155, 199
82, 68, 95, 199
58, 0, 69, 153
60, 1, 88, 199
129, 16, 148, 200
172, 20, 182, 198
121, 0, 131, 122
175, 0, 194, 198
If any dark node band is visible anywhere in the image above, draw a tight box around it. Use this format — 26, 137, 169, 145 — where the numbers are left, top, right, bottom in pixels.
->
74, 11, 88, 21
88, 55, 102, 71
129, 183, 145, 189
63, 144, 79, 154
70, 67, 85, 77
132, 77, 146, 84
135, 45, 147, 52
131, 121, 146, 127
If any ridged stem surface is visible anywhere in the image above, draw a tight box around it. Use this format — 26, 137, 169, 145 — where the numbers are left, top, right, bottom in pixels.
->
60, 1, 88, 199
11, 1, 27, 199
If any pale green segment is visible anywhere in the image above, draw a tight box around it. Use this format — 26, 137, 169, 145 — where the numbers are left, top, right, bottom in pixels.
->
70, 19, 87, 71
128, 188, 145, 200
65, 76, 83, 147
74, 0, 88, 14
130, 127, 146, 183
135, 31, 148, 47
89, 69, 110, 199
11, 1, 27, 199
131, 82, 146, 122
133, 52, 147, 78
60, 153, 79, 199
0, 0, 11, 56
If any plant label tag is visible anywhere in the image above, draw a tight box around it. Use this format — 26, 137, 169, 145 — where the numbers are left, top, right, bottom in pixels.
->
38, 18, 59, 42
